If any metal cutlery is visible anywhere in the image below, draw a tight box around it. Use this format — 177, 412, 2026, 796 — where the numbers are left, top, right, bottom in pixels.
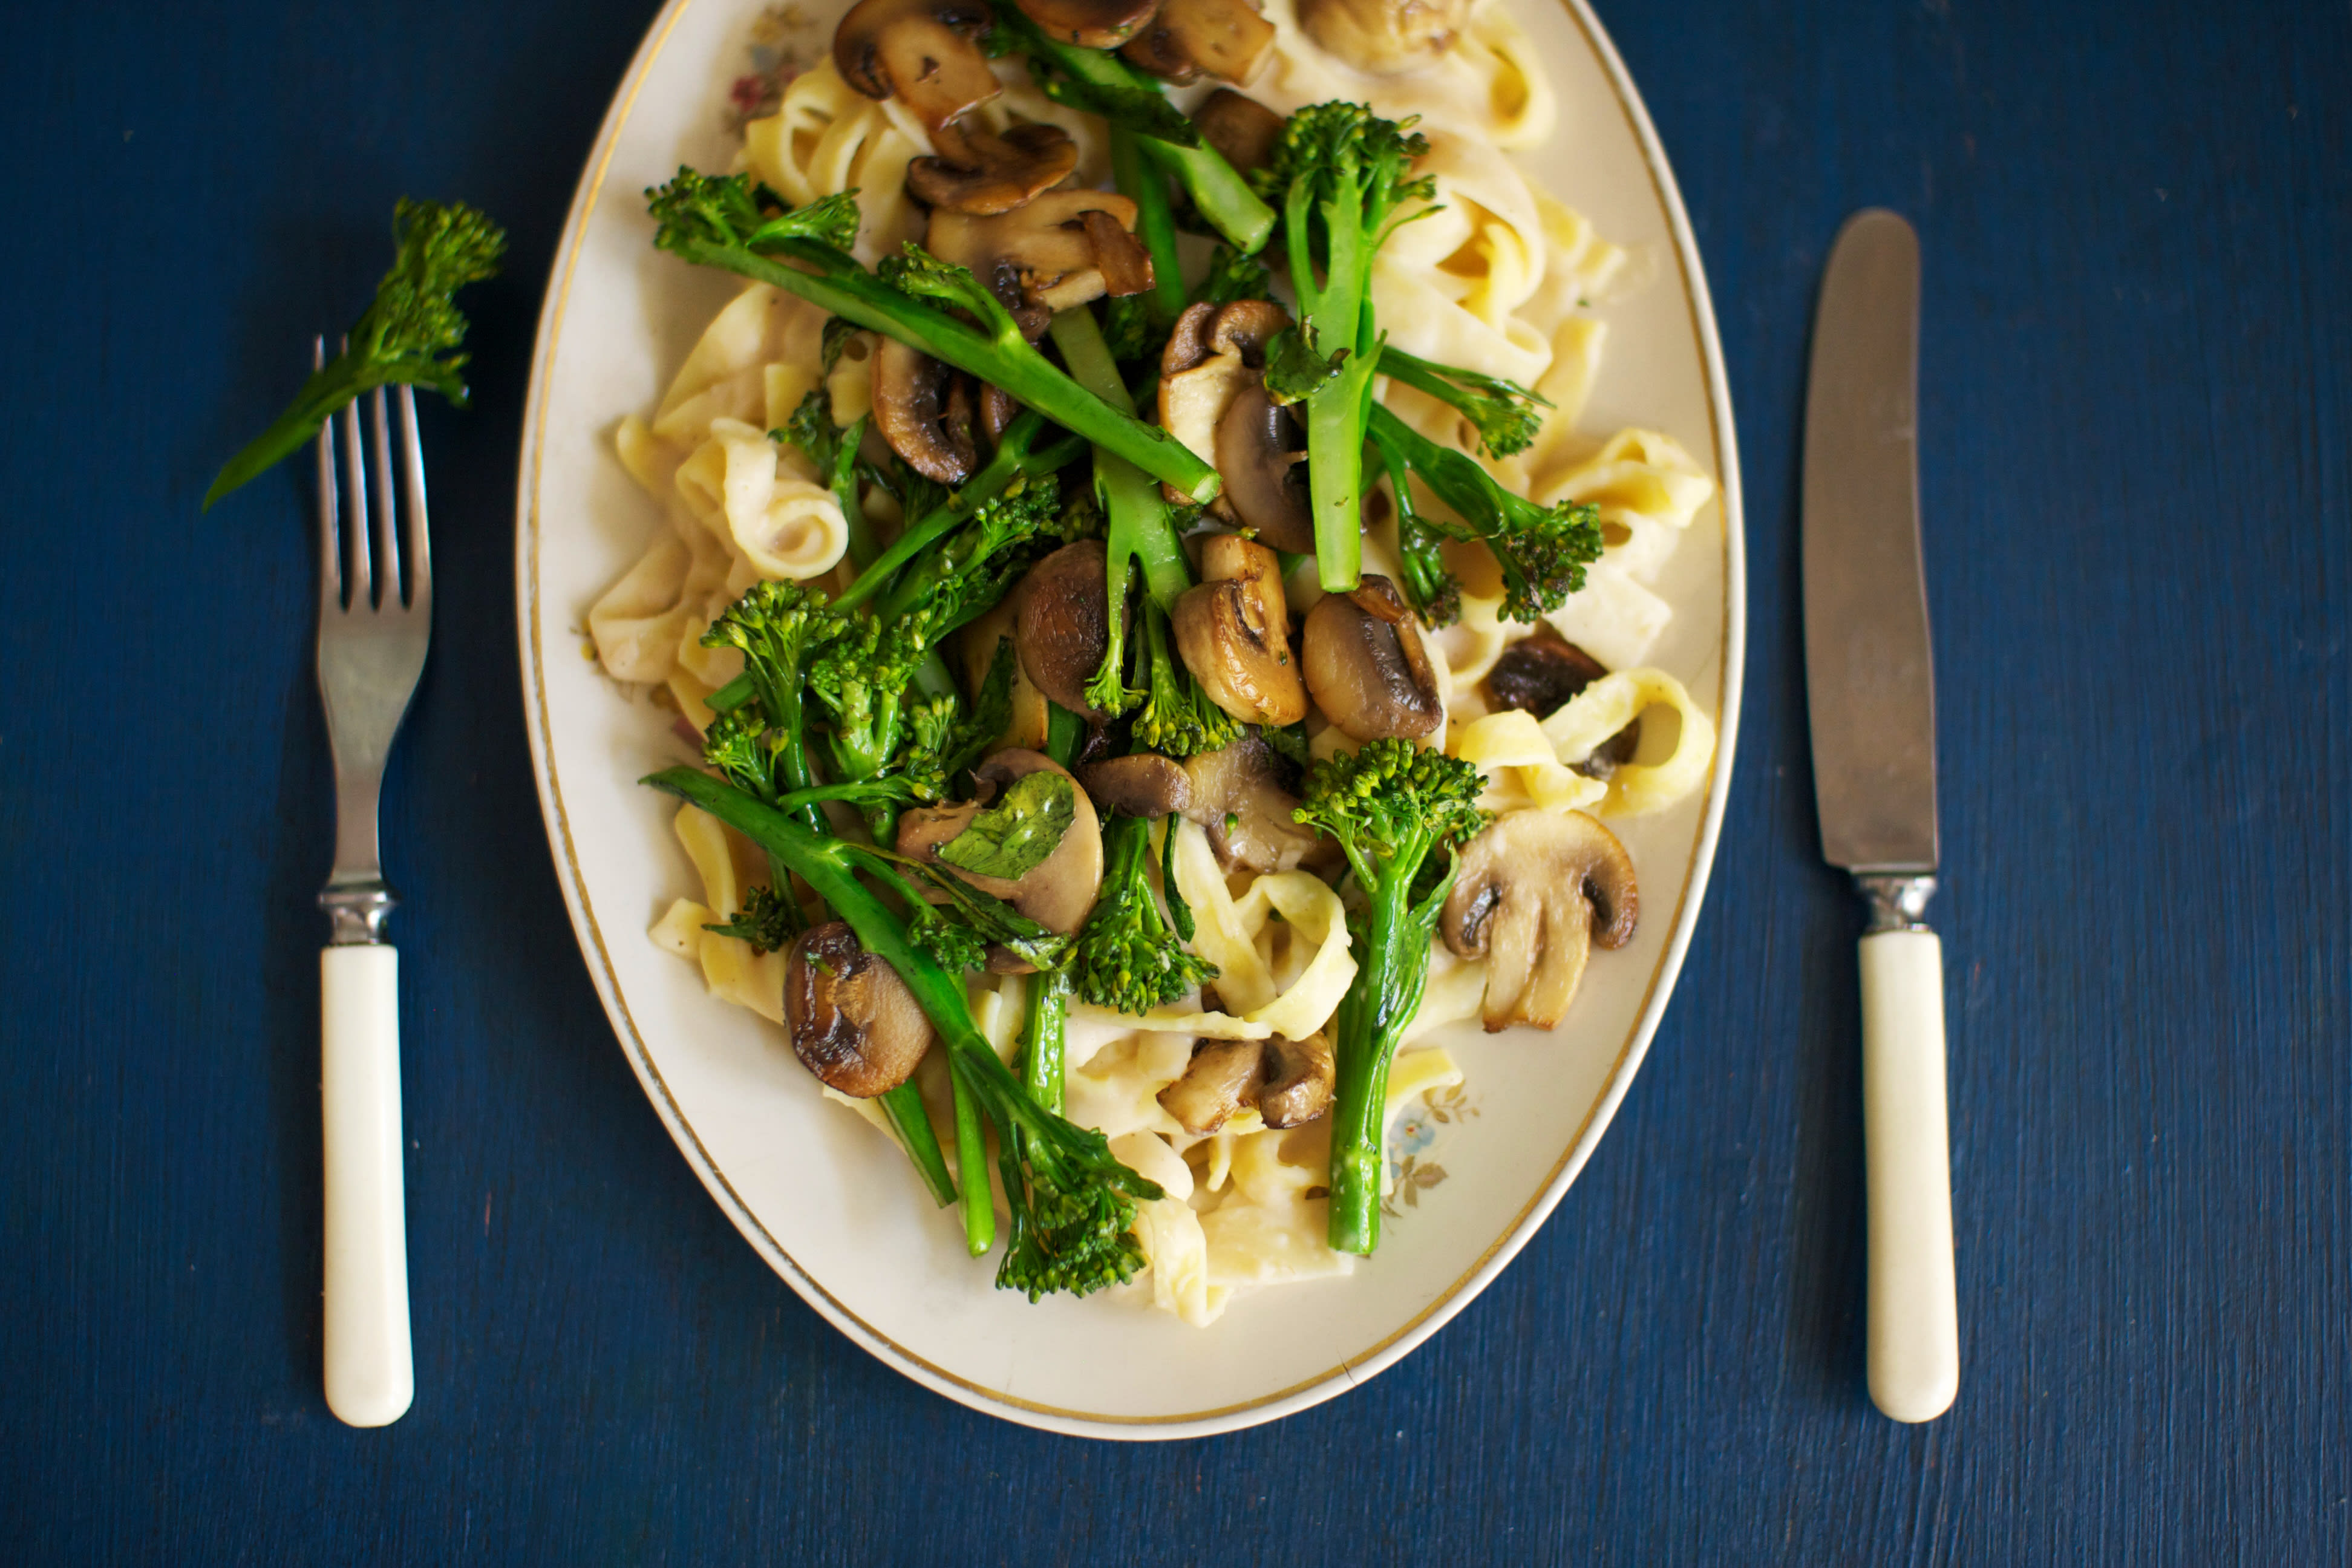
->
312, 342, 430, 1428
1802, 211, 1959, 1423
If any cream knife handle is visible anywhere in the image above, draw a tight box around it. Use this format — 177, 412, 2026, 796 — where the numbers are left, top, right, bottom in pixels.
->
320, 944, 414, 1428
1860, 926, 1958, 1422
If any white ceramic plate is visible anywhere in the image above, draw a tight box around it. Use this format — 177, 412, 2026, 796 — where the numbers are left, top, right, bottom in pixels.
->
517, 0, 1743, 1439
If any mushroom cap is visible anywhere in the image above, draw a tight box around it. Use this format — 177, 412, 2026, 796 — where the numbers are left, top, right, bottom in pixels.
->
833, 0, 1003, 129
783, 921, 936, 1096
871, 338, 979, 485
1180, 733, 1321, 873
1440, 808, 1638, 1032
1214, 381, 1315, 552
1077, 752, 1195, 819
1014, 0, 1161, 48
927, 191, 1147, 338
1121, 0, 1278, 84
896, 750, 1106, 933
1190, 88, 1287, 174
1171, 533, 1307, 728
906, 120, 1080, 215
1157, 1037, 1266, 1134
1302, 574, 1445, 741
1014, 539, 1117, 719
1295, 0, 1470, 76
1258, 1033, 1334, 1128
1157, 299, 1296, 521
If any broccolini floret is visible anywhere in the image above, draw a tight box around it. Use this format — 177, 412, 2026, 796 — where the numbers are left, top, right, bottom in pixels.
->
204, 198, 507, 508
1292, 738, 1489, 1255
1073, 815, 1219, 1014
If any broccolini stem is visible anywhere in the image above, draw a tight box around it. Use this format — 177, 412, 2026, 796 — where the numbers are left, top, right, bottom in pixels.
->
1325, 869, 1430, 1255
658, 230, 1219, 500
1112, 128, 1186, 330
1053, 307, 1193, 609
952, 1054, 996, 1255
1044, 701, 1086, 769
839, 410, 1082, 612
879, 1081, 958, 1207
1022, 969, 1071, 1113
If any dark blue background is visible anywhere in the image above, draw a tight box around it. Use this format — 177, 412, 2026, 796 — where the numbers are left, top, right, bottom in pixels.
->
2, 0, 2345, 1560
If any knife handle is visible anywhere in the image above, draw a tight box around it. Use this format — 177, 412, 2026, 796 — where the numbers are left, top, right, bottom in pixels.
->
1859, 926, 1958, 1422
321, 944, 414, 1428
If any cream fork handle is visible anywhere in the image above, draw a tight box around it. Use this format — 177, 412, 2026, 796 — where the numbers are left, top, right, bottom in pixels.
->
320, 944, 414, 1427
1860, 929, 1959, 1422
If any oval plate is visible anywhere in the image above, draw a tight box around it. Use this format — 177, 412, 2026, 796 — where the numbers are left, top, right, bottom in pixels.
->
517, 0, 1743, 1439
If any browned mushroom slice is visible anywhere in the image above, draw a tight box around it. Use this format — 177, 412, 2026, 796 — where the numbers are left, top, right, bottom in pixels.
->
1190, 88, 1287, 174
834, 0, 1002, 130
1082, 208, 1157, 298
1077, 752, 1195, 818
784, 921, 936, 1096
1295, 0, 1469, 76
1015, 0, 1161, 48
1440, 809, 1638, 1031
1172, 533, 1307, 728
927, 191, 1147, 339
871, 338, 978, 484
1302, 573, 1445, 740
1013, 539, 1117, 718
906, 120, 1080, 215
1180, 733, 1321, 872
1156, 298, 1297, 521
1258, 1034, 1334, 1127
1215, 382, 1314, 551
1157, 1038, 1266, 1133
897, 750, 1106, 934
978, 381, 1020, 448
1121, 0, 1276, 84
1483, 632, 1607, 717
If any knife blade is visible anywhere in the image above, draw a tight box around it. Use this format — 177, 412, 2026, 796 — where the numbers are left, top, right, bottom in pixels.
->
1802, 209, 1958, 1424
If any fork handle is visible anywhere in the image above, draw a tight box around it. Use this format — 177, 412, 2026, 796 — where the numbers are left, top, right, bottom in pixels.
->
321, 945, 414, 1427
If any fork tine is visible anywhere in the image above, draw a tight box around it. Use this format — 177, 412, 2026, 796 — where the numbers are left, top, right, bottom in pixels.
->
314, 338, 341, 612
339, 338, 371, 609
367, 385, 401, 608
395, 385, 431, 614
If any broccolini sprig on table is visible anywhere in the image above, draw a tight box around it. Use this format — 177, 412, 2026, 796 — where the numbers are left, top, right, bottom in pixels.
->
1250, 102, 1439, 592
1292, 738, 1490, 1255
204, 198, 507, 509
1367, 402, 1604, 626
645, 171, 1221, 501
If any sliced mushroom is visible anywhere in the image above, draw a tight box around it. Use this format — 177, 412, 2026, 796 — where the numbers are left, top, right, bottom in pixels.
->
1157, 1038, 1266, 1134
1215, 382, 1315, 551
784, 921, 936, 1096
896, 750, 1105, 934
906, 120, 1080, 215
1172, 533, 1307, 728
1121, 0, 1277, 85
927, 191, 1148, 339
1258, 1033, 1334, 1128
1157, 298, 1299, 528
978, 382, 1020, 447
1302, 574, 1445, 740
1016, 0, 1160, 47
1077, 752, 1194, 818
1082, 208, 1157, 298
1180, 732, 1321, 872
1484, 632, 1607, 717
1191, 88, 1287, 174
871, 338, 978, 484
1295, 0, 1470, 76
834, 0, 1002, 131
1014, 539, 1117, 719
1441, 809, 1638, 1032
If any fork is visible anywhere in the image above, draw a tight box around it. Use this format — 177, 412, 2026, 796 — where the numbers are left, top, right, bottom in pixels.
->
312, 340, 430, 1428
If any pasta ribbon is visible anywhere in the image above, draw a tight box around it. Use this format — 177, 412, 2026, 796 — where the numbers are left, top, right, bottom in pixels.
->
668, 802, 788, 1021
1450, 708, 1606, 813
1541, 667, 1717, 816
711, 418, 850, 581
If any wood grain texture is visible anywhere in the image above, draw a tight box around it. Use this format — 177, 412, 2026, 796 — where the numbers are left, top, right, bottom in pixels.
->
0, 0, 2345, 1560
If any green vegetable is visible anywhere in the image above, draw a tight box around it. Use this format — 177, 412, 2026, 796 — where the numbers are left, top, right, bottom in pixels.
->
642, 767, 1161, 1298
645, 172, 1221, 501
1291, 738, 1489, 1255
938, 771, 1077, 880
1250, 102, 1437, 591
1073, 814, 1218, 1014
1375, 346, 1550, 459
781, 388, 876, 566
1367, 402, 1603, 626
1102, 127, 1189, 363
1192, 244, 1273, 309
204, 198, 506, 509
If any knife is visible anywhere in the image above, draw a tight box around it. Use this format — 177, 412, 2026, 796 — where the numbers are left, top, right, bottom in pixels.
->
1803, 209, 1958, 1423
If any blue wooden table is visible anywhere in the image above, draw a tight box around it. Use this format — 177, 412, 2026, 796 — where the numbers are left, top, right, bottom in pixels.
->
2, 0, 2345, 1560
